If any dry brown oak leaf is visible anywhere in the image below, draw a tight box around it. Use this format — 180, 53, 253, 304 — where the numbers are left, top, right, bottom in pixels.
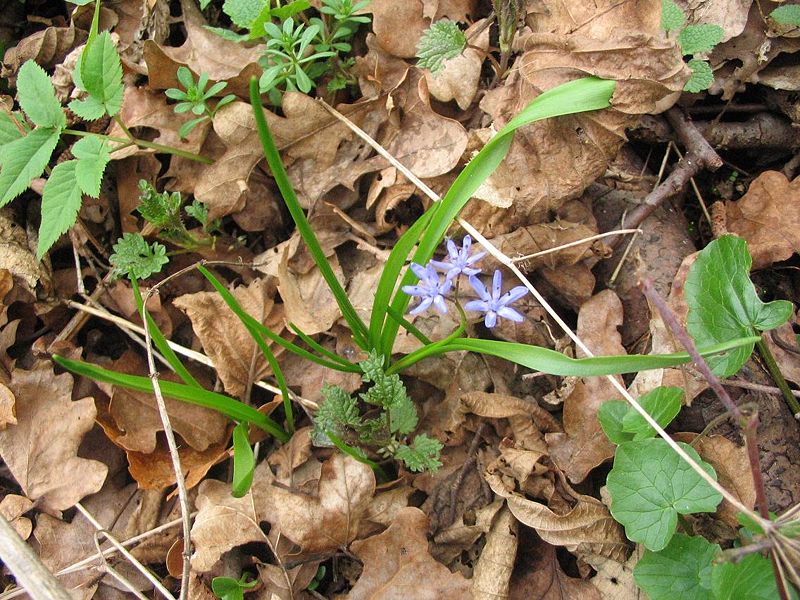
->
0, 361, 107, 513
347, 507, 472, 600
725, 170, 800, 269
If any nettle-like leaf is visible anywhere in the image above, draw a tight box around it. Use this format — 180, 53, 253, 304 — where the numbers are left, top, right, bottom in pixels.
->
0, 113, 25, 146
16, 61, 65, 130
607, 439, 722, 551
415, 20, 466, 75
312, 384, 363, 446
634, 533, 719, 600
38, 161, 83, 258
661, 0, 686, 33
599, 386, 683, 445
222, 0, 266, 29
395, 434, 443, 473
678, 24, 724, 55
684, 59, 714, 93
109, 232, 169, 279
0, 127, 61, 207
685, 235, 793, 377
70, 31, 124, 119
72, 135, 110, 197
711, 553, 791, 600
769, 5, 800, 27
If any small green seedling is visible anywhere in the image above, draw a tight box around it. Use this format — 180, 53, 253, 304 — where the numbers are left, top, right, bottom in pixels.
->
415, 20, 467, 75
662, 0, 724, 92
211, 573, 257, 600
166, 66, 236, 139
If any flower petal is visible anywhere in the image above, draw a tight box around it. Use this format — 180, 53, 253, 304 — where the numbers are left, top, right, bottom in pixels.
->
492, 270, 503, 299
409, 262, 428, 280
464, 299, 489, 312
497, 306, 525, 322
409, 296, 433, 315
501, 286, 528, 304
468, 275, 490, 301
432, 295, 448, 314
484, 311, 498, 328
402, 285, 426, 296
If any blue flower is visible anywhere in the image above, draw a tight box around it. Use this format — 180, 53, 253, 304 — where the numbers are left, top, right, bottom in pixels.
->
402, 262, 453, 315
429, 235, 487, 280
464, 270, 528, 328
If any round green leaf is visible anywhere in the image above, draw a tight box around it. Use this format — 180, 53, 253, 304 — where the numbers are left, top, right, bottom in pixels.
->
634, 533, 719, 600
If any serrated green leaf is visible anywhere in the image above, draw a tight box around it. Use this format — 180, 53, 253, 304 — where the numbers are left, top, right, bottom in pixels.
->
634, 533, 719, 600
686, 235, 793, 377
415, 20, 466, 75
72, 135, 110, 197
769, 5, 800, 26
388, 394, 418, 435
0, 112, 25, 146
222, 0, 267, 28
312, 384, 362, 446
598, 400, 630, 445
661, 0, 686, 33
76, 31, 124, 117
608, 439, 722, 551
231, 421, 255, 497
109, 232, 169, 279
68, 94, 107, 121
0, 126, 61, 207
711, 553, 792, 600
16, 61, 65, 130
679, 24, 724, 55
38, 160, 83, 258
684, 59, 714, 93
395, 434, 443, 472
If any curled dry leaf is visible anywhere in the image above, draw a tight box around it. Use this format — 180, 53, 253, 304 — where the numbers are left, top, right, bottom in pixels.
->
682, 0, 752, 43
0, 361, 107, 513
366, 0, 429, 58
1, 26, 85, 75
725, 170, 800, 269
422, 0, 478, 21
432, 498, 504, 564
471, 505, 517, 600
509, 534, 601, 600
546, 291, 626, 483
174, 276, 286, 398
347, 507, 473, 600
0, 494, 33, 540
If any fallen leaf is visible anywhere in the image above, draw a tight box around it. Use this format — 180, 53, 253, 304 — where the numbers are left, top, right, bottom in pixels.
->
471, 504, 517, 600
366, 0, 429, 58
509, 534, 601, 600
423, 0, 478, 21
98, 350, 228, 453
347, 507, 473, 599
0, 494, 33, 539
583, 550, 640, 600
425, 19, 490, 110
0, 361, 107, 513
1, 26, 84, 74
682, 0, 752, 43
432, 498, 504, 564
725, 171, 800, 269
174, 276, 287, 398
546, 291, 625, 483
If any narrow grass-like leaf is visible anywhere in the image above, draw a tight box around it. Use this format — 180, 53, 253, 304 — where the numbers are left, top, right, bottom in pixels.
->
377, 77, 616, 355
231, 421, 255, 497
686, 235, 793, 377
197, 265, 360, 373
437, 335, 760, 377
72, 135, 110, 197
249, 78, 370, 348
53, 354, 289, 441
608, 439, 722, 551
0, 127, 60, 206
633, 533, 719, 600
131, 278, 201, 389
195, 264, 295, 432
38, 160, 83, 258
16, 61, 65, 130
287, 322, 358, 370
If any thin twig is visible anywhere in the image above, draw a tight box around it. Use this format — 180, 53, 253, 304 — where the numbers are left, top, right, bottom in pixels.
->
75, 503, 177, 600
724, 379, 800, 399
510, 229, 642, 263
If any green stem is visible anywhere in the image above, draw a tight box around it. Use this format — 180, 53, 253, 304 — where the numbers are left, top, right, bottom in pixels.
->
325, 431, 388, 481
756, 337, 800, 417
63, 128, 214, 164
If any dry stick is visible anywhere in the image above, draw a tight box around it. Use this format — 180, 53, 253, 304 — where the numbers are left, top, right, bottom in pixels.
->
606, 107, 724, 250
510, 229, 642, 264
75, 503, 177, 600
0, 514, 73, 600
317, 99, 767, 527
725, 378, 800, 399
640, 278, 790, 600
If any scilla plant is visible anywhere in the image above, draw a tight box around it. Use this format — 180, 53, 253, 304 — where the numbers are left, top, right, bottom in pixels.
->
55, 76, 763, 492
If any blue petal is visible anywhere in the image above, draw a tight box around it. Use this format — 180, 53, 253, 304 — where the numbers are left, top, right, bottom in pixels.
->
497, 306, 525, 322
468, 275, 490, 301
484, 311, 498, 328
491, 270, 503, 299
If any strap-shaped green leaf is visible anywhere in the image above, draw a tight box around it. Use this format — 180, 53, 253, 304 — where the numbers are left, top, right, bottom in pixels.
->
231, 421, 255, 497
0, 127, 60, 206
53, 354, 289, 442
